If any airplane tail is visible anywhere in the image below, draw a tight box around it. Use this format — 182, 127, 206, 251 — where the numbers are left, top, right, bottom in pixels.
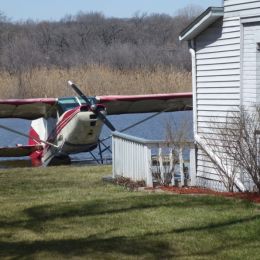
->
29, 118, 56, 162
29, 117, 68, 166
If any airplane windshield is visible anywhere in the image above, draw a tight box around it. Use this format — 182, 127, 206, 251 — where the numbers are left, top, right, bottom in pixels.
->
58, 97, 86, 114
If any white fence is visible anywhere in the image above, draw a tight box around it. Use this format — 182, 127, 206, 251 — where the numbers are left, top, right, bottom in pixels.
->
112, 131, 196, 187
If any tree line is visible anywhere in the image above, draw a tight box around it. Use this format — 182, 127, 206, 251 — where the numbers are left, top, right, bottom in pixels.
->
0, 5, 201, 74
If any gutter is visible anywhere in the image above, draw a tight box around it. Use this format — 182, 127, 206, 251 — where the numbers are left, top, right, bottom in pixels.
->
179, 7, 224, 42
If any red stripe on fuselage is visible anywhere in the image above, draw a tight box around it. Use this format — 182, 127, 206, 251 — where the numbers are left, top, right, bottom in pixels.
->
56, 107, 81, 135
45, 107, 83, 151
28, 126, 43, 162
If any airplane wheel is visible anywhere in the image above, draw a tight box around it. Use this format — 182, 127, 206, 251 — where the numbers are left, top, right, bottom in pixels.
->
49, 154, 71, 166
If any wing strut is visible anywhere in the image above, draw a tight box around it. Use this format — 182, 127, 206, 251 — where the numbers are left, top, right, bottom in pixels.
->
0, 124, 58, 148
101, 106, 174, 142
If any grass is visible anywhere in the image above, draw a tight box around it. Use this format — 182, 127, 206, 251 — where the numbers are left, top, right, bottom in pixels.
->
0, 165, 260, 259
0, 65, 191, 98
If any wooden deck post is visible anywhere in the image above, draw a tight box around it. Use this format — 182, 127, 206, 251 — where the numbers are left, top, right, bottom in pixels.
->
190, 147, 196, 186
158, 147, 164, 183
145, 146, 153, 187
179, 147, 184, 186
169, 147, 174, 185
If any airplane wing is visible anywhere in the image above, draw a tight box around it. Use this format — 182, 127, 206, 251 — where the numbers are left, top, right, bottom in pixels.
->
0, 98, 57, 119
0, 144, 43, 157
96, 92, 192, 115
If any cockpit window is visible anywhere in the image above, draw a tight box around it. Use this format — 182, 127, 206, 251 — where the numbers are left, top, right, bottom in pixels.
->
57, 97, 87, 115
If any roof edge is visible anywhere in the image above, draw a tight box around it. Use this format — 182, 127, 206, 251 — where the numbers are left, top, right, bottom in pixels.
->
179, 7, 224, 42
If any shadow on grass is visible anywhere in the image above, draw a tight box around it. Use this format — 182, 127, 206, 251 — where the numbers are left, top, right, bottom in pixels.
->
0, 194, 253, 231
173, 215, 260, 233
1, 216, 260, 259
0, 194, 259, 258
0, 234, 173, 259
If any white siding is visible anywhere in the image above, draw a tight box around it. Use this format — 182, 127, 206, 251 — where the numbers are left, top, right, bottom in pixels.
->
224, 0, 260, 18
242, 22, 260, 106
195, 17, 241, 190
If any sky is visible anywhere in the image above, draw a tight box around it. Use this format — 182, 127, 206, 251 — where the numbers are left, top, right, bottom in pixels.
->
0, 0, 222, 21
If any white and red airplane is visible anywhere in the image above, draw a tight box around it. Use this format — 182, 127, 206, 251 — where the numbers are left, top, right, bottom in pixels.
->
0, 81, 192, 166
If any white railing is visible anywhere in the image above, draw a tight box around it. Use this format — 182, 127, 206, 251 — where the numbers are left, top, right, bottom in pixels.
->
112, 131, 196, 187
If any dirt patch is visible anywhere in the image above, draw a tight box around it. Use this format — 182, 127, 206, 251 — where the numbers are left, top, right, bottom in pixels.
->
113, 176, 146, 191
145, 186, 260, 203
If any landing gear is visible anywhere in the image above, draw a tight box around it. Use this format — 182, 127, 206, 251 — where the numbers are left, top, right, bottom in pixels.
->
89, 139, 112, 164
48, 153, 71, 166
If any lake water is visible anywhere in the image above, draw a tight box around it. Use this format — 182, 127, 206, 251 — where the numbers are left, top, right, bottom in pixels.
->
0, 111, 193, 167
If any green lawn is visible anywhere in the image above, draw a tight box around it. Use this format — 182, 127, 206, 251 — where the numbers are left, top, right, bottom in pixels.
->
0, 165, 260, 259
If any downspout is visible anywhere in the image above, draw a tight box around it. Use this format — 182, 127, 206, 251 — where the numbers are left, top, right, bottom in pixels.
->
189, 40, 198, 185
189, 40, 197, 136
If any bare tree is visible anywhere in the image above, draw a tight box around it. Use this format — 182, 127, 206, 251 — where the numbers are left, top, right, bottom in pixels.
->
199, 132, 240, 192
0, 6, 197, 72
201, 107, 260, 193
160, 115, 192, 186
177, 4, 203, 20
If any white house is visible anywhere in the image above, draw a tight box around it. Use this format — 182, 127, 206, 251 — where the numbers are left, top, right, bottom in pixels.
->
179, 0, 260, 191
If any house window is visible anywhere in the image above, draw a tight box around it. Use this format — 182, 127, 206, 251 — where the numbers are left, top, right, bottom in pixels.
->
257, 42, 260, 51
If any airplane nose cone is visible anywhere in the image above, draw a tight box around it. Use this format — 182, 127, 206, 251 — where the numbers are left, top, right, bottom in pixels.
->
91, 104, 97, 111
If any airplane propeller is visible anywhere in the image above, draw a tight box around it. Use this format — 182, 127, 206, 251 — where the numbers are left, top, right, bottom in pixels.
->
68, 81, 116, 131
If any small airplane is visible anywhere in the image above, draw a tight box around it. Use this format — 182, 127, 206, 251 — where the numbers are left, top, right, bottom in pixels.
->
0, 81, 192, 166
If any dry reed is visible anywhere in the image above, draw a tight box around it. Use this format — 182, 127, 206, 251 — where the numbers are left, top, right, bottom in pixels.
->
1, 65, 191, 98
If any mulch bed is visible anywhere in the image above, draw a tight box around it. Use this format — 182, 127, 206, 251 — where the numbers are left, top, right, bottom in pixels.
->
112, 176, 260, 203
147, 186, 260, 203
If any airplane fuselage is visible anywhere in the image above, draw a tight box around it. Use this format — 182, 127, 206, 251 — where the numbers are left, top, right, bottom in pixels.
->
29, 105, 105, 165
